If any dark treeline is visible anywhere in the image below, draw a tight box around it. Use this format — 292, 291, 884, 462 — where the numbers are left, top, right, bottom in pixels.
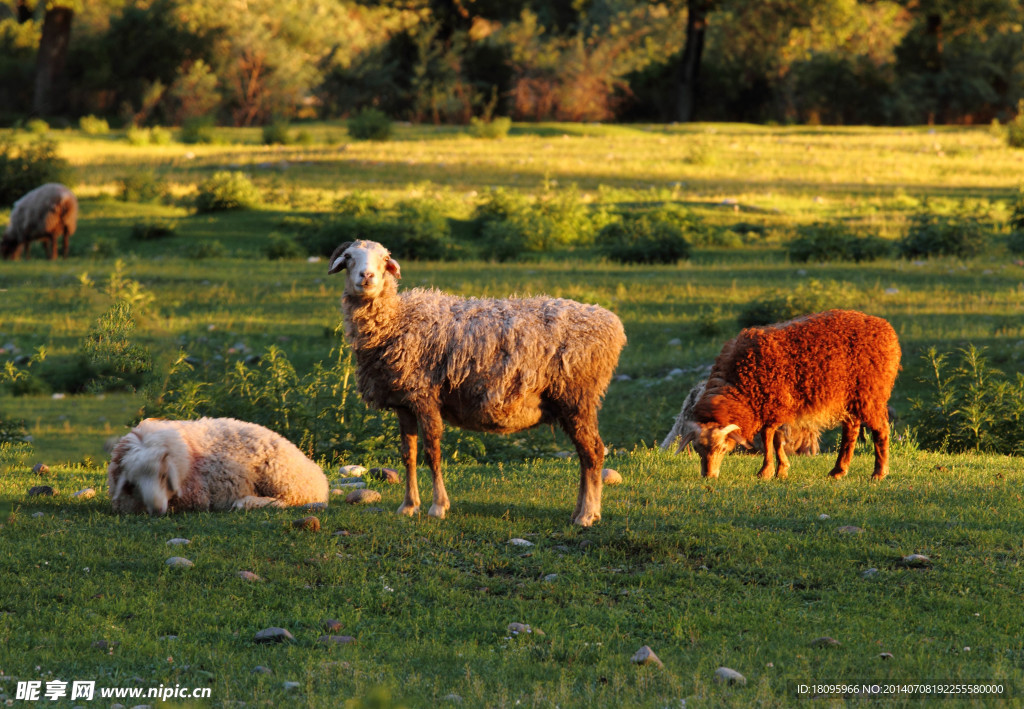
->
2, 0, 1023, 127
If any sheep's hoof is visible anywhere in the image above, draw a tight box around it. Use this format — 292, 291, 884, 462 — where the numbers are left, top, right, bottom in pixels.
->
572, 510, 601, 527
427, 504, 447, 519
870, 471, 889, 481
396, 503, 419, 517
775, 466, 790, 480
828, 468, 848, 480
756, 468, 773, 480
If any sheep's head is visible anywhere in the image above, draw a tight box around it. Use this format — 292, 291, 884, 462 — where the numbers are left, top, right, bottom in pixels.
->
109, 429, 184, 516
688, 422, 748, 478
327, 240, 401, 299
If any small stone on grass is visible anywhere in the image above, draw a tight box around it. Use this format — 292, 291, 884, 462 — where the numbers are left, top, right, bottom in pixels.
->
323, 619, 342, 632
32, 463, 50, 475
837, 525, 863, 534
72, 488, 96, 500
714, 667, 746, 686
810, 636, 841, 648
318, 635, 355, 645
861, 567, 879, 579
368, 467, 401, 484
602, 468, 623, 485
339, 464, 366, 476
166, 538, 191, 546
28, 485, 55, 497
345, 489, 381, 505
253, 666, 272, 675
238, 570, 262, 582
254, 627, 294, 644
901, 553, 932, 567
630, 645, 664, 667
509, 538, 534, 547
293, 516, 321, 532
166, 557, 193, 569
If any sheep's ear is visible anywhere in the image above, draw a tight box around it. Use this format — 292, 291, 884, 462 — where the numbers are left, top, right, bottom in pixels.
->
385, 256, 401, 279
327, 242, 353, 275
162, 453, 180, 494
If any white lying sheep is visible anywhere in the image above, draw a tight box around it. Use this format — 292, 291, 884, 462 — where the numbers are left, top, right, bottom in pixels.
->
1, 183, 77, 260
107, 417, 329, 515
328, 239, 627, 527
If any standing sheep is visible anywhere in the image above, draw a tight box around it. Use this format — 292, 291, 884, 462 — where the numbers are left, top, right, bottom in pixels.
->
660, 377, 821, 455
684, 310, 900, 480
107, 417, 329, 515
328, 239, 627, 526
1, 183, 77, 260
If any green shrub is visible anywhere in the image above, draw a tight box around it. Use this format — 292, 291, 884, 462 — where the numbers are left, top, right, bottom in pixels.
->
79, 301, 154, 393
788, 222, 891, 263
1007, 99, 1024, 149
596, 210, 692, 265
24, 118, 49, 134
910, 345, 1024, 454
89, 238, 118, 258
295, 129, 314, 146
262, 118, 292, 145
186, 239, 226, 259
119, 170, 166, 203
149, 125, 173, 145
336, 191, 386, 217
79, 115, 110, 135
348, 108, 392, 141
0, 138, 70, 205
737, 279, 854, 328
469, 116, 512, 139
1008, 231, 1024, 255
1008, 186, 1024, 232
130, 219, 177, 241
195, 171, 260, 213
470, 186, 596, 260
897, 212, 990, 259
181, 116, 217, 144
263, 233, 305, 260
125, 125, 152, 146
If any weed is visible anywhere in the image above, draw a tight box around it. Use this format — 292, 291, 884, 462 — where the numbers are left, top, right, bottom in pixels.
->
195, 171, 260, 213
181, 116, 217, 144
119, 170, 166, 203
0, 138, 70, 205
348, 108, 392, 141
787, 222, 891, 263
78, 115, 110, 135
738, 279, 854, 327
897, 212, 992, 259
469, 116, 512, 139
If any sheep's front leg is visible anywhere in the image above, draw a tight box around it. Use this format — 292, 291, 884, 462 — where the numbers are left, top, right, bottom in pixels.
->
395, 407, 421, 516
419, 409, 449, 518
829, 419, 860, 479
774, 428, 790, 479
756, 425, 778, 479
562, 410, 604, 527
47, 235, 58, 260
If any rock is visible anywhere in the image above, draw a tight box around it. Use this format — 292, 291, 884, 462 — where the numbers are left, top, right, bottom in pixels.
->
293, 516, 321, 532
860, 568, 879, 579
509, 538, 534, 547
253, 666, 272, 675
301, 502, 328, 511
92, 639, 119, 651
368, 467, 401, 484
32, 511, 45, 518
579, 539, 594, 550
901, 553, 932, 567
554, 451, 572, 458
238, 571, 262, 582
158, 635, 177, 641
28, 485, 55, 497
345, 489, 382, 505
339, 465, 366, 476
714, 667, 746, 686
32, 463, 50, 475
166, 538, 191, 546
630, 645, 664, 667
283, 681, 300, 691
72, 487, 96, 500
667, 338, 682, 346
323, 619, 342, 632
318, 635, 355, 645
507, 622, 532, 635
837, 526, 863, 534
810, 636, 841, 648
601, 468, 623, 485
543, 573, 558, 582
443, 694, 463, 703
879, 652, 894, 660
818, 513, 830, 520
166, 557, 194, 569
333, 478, 366, 487
254, 627, 294, 644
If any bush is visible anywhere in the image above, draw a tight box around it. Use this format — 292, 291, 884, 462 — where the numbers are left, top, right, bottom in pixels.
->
262, 118, 292, 145
130, 219, 177, 241
348, 108, 392, 141
897, 212, 991, 259
119, 170, 166, 203
79, 115, 110, 135
24, 118, 49, 134
787, 222, 891, 263
125, 126, 152, 146
263, 233, 305, 260
0, 139, 70, 205
470, 186, 596, 260
181, 116, 217, 144
1007, 99, 1024, 149
195, 171, 260, 213
79, 301, 154, 393
1008, 186, 1024, 232
1008, 231, 1024, 255
910, 345, 1024, 454
469, 116, 512, 139
596, 208, 693, 264
186, 239, 226, 259
336, 191, 386, 217
737, 279, 854, 328
297, 203, 455, 261
149, 126, 173, 145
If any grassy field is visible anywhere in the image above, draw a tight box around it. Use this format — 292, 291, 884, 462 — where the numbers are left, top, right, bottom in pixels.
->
1, 123, 1023, 707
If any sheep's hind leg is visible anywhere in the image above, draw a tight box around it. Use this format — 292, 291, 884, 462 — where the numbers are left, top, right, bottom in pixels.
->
756, 425, 778, 479
828, 419, 859, 479
774, 428, 790, 479
865, 415, 891, 480
395, 407, 421, 517
232, 496, 284, 510
420, 410, 449, 519
562, 410, 604, 527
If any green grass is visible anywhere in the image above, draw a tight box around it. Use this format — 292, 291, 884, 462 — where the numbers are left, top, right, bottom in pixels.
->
1, 123, 1023, 707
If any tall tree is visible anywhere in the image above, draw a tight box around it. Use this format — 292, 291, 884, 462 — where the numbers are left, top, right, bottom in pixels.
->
673, 0, 714, 122
33, 2, 74, 115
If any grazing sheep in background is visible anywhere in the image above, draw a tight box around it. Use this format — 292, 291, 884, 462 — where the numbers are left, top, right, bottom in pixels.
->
1, 183, 77, 260
660, 378, 821, 455
685, 309, 900, 480
107, 417, 329, 515
328, 239, 627, 527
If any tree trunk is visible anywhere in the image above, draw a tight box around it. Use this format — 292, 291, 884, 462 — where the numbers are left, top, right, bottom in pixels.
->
16, 0, 33, 23
33, 6, 74, 116
674, 0, 711, 122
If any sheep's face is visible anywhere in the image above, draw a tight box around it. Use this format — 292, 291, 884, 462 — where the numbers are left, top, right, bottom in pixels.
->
328, 240, 401, 299
111, 443, 182, 516
690, 423, 746, 478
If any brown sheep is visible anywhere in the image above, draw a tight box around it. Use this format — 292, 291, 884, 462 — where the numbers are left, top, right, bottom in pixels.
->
1, 183, 77, 260
328, 239, 627, 526
684, 309, 900, 480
